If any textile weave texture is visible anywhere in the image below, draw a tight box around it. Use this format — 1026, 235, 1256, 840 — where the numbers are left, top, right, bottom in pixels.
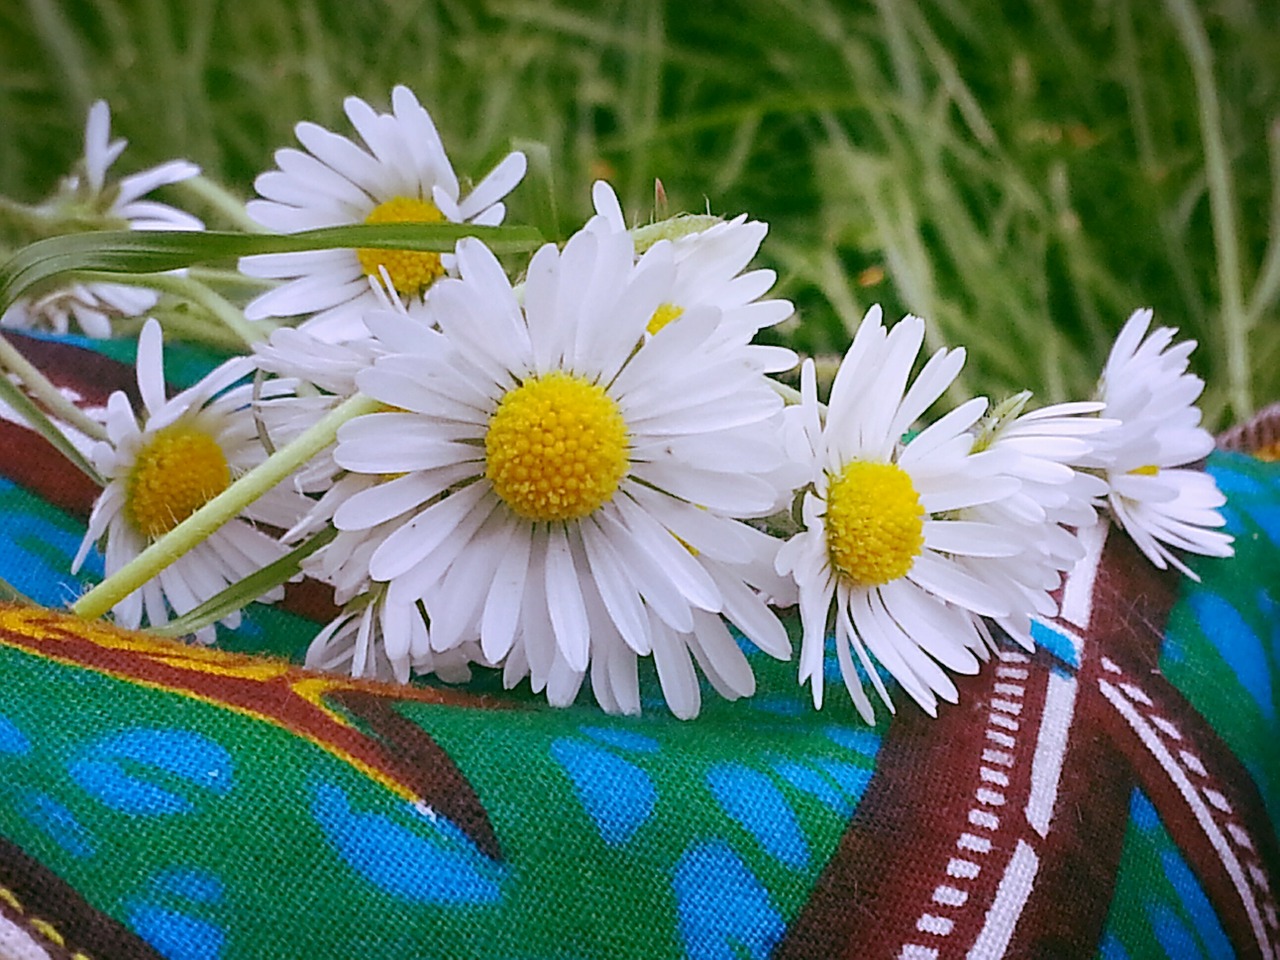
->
0, 331, 1276, 960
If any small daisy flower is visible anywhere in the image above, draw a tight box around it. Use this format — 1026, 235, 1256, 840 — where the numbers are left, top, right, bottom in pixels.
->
2, 100, 202, 337
591, 182, 794, 351
291, 471, 488, 684
71, 320, 308, 643
1089, 308, 1233, 578
2, 283, 157, 340
254, 324, 385, 397
777, 306, 1042, 721
329, 224, 793, 717
306, 585, 480, 685
250, 274, 441, 498
964, 394, 1114, 646
239, 86, 527, 342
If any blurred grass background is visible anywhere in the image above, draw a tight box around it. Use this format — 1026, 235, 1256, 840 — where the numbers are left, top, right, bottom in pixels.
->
1, 0, 1278, 427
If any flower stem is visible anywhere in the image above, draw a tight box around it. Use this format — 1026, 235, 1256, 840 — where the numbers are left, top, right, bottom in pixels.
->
176, 175, 265, 233
0, 330, 108, 440
71, 392, 380, 622
0, 195, 49, 236
768, 377, 804, 406
77, 269, 268, 347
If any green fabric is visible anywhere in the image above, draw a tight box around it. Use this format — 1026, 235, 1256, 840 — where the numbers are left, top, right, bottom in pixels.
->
0, 333, 1276, 959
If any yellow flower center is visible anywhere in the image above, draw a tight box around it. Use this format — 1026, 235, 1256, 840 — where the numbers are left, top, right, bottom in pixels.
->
355, 196, 447, 296
485, 372, 629, 522
646, 302, 685, 336
825, 460, 925, 587
1130, 464, 1160, 476
126, 425, 231, 538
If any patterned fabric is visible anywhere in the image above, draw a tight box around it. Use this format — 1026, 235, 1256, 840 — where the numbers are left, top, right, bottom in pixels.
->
0, 332, 1276, 960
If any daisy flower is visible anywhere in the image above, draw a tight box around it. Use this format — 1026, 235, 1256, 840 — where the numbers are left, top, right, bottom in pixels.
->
71, 320, 308, 643
239, 86, 527, 342
329, 223, 794, 718
2, 100, 202, 337
306, 585, 481, 685
963, 394, 1115, 647
776, 306, 1042, 721
252, 322, 389, 490
1089, 308, 1233, 578
590, 182, 795, 349
250, 274, 444, 507
290, 471, 488, 684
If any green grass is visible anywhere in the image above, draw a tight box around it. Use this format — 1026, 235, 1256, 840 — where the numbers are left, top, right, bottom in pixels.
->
2, 0, 1278, 427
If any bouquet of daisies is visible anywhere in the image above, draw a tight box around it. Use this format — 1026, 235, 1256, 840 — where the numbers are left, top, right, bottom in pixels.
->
0, 89, 1234, 721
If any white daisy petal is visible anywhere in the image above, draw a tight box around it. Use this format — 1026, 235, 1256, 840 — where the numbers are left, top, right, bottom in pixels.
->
545, 525, 591, 672
580, 518, 652, 656
1092, 310, 1233, 570
650, 616, 702, 720
480, 519, 531, 662
457, 152, 527, 220
687, 611, 755, 700
240, 88, 525, 336
75, 331, 298, 640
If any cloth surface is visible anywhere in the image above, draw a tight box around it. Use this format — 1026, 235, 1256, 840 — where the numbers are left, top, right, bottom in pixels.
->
0, 332, 1276, 960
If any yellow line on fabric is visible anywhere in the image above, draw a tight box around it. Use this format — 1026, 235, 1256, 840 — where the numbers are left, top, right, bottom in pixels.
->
0, 624, 420, 808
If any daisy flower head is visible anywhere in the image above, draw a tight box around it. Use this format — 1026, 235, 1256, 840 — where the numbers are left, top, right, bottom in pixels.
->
295, 472, 486, 685
590, 182, 795, 351
777, 306, 1041, 722
306, 585, 481, 685
239, 86, 527, 342
329, 221, 794, 718
2, 100, 202, 337
962, 394, 1115, 646
2, 282, 158, 340
1090, 308, 1233, 578
72, 320, 308, 643
71, 100, 204, 230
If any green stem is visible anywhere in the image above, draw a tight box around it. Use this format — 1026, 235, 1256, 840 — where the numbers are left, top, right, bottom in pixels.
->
176, 175, 265, 233
0, 575, 34, 606
1164, 0, 1251, 418
0, 330, 108, 440
71, 392, 380, 621
128, 310, 247, 354
0, 367, 102, 484
77, 269, 268, 347
149, 525, 337, 638
769, 377, 803, 406
186, 265, 275, 291
0, 195, 50, 236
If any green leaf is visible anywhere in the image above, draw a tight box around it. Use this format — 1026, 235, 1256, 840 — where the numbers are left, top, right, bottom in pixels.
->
149, 525, 338, 639
0, 222, 545, 313
0, 575, 34, 606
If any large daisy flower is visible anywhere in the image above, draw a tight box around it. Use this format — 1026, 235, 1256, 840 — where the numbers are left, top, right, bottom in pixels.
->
72, 320, 308, 643
2, 100, 202, 337
1089, 308, 1233, 577
590, 182, 794, 349
239, 86, 527, 342
776, 306, 1041, 721
329, 223, 793, 717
